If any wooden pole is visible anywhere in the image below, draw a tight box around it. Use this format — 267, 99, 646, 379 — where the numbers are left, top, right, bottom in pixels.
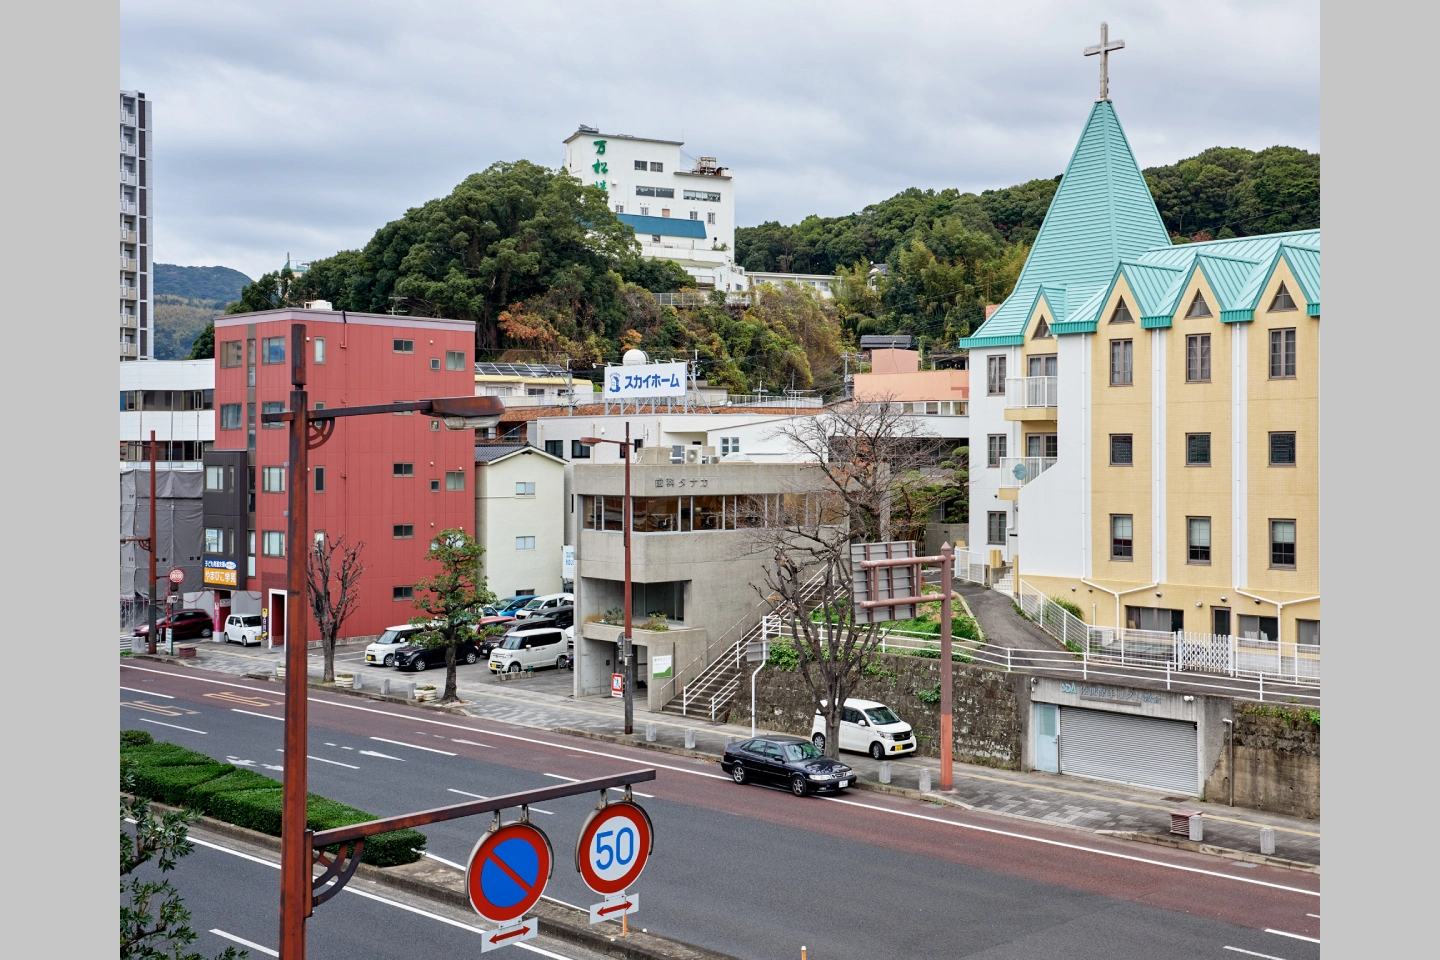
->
147, 429, 158, 654
280, 323, 311, 959
623, 422, 634, 735
939, 542, 954, 791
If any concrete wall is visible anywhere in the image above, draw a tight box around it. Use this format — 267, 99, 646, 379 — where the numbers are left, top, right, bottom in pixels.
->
729, 652, 1029, 769
1203, 703, 1320, 819
580, 621, 709, 710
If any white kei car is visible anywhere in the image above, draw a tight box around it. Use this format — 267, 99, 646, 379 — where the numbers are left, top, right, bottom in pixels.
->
488, 625, 570, 673
364, 624, 428, 667
811, 698, 917, 760
511, 593, 574, 621
223, 614, 265, 647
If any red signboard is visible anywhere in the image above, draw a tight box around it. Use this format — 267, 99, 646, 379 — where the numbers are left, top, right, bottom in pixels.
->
168, 567, 186, 585
574, 800, 653, 896
611, 673, 624, 698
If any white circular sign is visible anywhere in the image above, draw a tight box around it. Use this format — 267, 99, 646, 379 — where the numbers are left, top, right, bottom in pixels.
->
575, 801, 652, 895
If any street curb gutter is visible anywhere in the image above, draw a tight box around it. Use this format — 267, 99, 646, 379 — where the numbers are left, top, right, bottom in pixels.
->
151, 803, 741, 960
551, 727, 1319, 874
1095, 830, 1320, 874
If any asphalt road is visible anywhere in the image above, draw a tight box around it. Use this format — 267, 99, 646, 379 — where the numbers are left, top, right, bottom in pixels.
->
121, 661, 1321, 960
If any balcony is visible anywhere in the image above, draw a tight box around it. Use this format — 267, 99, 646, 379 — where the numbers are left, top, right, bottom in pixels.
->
120, 200, 137, 215
121, 258, 138, 272
121, 286, 138, 300
120, 169, 136, 184
121, 140, 136, 155
119, 342, 137, 357
121, 229, 138, 244
1004, 376, 1057, 421
997, 457, 1056, 497
120, 314, 138, 328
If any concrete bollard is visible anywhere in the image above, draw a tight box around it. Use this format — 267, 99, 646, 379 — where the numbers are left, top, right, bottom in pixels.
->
645, 723, 656, 742
1188, 814, 1204, 843
1260, 827, 1275, 856
274, 662, 282, 677
684, 729, 696, 750
919, 768, 932, 793
353, 673, 363, 690
380, 678, 391, 696
879, 762, 891, 784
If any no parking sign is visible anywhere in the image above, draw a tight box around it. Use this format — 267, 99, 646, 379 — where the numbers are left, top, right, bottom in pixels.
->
466, 821, 553, 951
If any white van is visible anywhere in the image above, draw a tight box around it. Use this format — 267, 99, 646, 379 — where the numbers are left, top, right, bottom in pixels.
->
511, 593, 574, 621
488, 626, 569, 673
223, 614, 265, 647
364, 624, 427, 667
811, 698, 917, 759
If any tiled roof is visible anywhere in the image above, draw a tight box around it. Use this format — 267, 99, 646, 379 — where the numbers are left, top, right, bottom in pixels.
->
474, 443, 533, 463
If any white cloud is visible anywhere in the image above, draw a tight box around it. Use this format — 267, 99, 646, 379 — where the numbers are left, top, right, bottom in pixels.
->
122, 0, 1319, 279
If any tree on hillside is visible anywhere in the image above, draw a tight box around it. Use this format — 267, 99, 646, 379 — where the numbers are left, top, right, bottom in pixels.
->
307, 534, 366, 683
186, 320, 214, 360
1144, 145, 1320, 238
409, 529, 494, 703
225, 266, 297, 315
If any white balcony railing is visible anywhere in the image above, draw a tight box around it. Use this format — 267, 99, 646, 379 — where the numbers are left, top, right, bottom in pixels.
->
998, 456, 1056, 488
121, 140, 136, 155
121, 286, 138, 300
121, 258, 138, 272
1005, 376, 1057, 408
121, 200, 137, 215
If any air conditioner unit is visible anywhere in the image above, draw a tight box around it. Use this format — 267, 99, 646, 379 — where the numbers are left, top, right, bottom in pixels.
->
684, 448, 701, 465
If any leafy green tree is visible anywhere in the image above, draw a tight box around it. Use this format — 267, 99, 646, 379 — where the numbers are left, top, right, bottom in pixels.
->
409, 529, 495, 703
121, 761, 242, 960
186, 320, 214, 360
224, 266, 297, 315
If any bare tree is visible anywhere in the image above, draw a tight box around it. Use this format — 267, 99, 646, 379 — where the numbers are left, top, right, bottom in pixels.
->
751, 398, 948, 759
306, 534, 366, 683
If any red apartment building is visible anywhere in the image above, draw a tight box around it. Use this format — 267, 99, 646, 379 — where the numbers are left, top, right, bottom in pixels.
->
210, 307, 477, 643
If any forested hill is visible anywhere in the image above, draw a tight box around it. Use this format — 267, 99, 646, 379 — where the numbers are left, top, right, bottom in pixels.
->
736, 145, 1319, 276
153, 263, 253, 303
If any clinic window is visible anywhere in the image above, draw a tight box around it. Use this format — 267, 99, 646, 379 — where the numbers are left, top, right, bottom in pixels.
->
261, 466, 285, 493
1111, 515, 1134, 560
220, 341, 243, 367
393, 339, 414, 353
261, 531, 285, 558
393, 462, 414, 477
393, 524, 414, 539
261, 337, 285, 364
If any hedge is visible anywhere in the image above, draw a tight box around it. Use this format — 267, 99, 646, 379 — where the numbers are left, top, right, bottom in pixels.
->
120, 731, 424, 867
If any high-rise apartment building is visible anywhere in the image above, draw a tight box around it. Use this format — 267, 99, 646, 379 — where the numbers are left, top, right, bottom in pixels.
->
120, 90, 152, 360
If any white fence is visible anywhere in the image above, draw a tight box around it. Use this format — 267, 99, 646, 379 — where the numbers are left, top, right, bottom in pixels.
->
1005, 376, 1057, 408
954, 549, 990, 586
998, 457, 1056, 488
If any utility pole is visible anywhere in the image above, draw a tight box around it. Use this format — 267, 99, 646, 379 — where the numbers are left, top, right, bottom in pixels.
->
939, 542, 954, 791
622, 421, 634, 736
147, 430, 158, 654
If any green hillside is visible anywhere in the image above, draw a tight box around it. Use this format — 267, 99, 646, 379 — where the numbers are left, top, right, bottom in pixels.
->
153, 263, 252, 303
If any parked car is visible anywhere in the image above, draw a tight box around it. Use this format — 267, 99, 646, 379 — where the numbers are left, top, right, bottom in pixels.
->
488, 626, 569, 673
512, 593, 574, 620
223, 614, 265, 647
811, 698, 917, 759
394, 639, 483, 672
364, 624, 429, 667
720, 735, 855, 797
134, 609, 214, 641
509, 604, 573, 632
492, 596, 536, 617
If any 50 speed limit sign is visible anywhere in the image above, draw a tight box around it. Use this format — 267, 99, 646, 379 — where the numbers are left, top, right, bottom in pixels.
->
574, 800, 654, 896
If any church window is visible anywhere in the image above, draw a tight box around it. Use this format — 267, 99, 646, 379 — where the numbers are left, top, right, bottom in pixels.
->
1033, 316, 1052, 339
1270, 282, 1297, 312
1110, 297, 1134, 323
1186, 291, 1212, 319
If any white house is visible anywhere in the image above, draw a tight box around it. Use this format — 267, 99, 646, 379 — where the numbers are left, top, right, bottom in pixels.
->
563, 127, 745, 292
474, 444, 568, 600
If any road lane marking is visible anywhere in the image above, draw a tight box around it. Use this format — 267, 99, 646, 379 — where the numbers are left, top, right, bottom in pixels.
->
451, 738, 495, 749
1222, 948, 1290, 959
121, 686, 173, 698
232, 709, 283, 722
205, 691, 283, 707
542, 774, 653, 799
1266, 929, 1320, 944
123, 666, 1322, 898
447, 788, 553, 814
123, 700, 199, 716
187, 835, 582, 959
210, 930, 278, 957
139, 718, 208, 735
372, 736, 457, 756
360, 750, 405, 761
1306, 913, 1319, 919
543, 773, 578, 781
310, 755, 360, 769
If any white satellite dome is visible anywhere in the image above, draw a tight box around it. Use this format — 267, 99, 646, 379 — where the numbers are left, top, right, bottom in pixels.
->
622, 349, 648, 366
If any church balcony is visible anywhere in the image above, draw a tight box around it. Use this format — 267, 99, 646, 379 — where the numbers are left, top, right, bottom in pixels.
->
1004, 376, 1058, 420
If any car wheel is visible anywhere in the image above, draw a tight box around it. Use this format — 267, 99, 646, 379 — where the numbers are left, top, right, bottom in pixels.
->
869, 741, 885, 760
200, 627, 212, 638
555, 655, 567, 670
413, 658, 428, 671
383, 654, 395, 667
465, 650, 479, 665
812, 733, 826, 753
730, 763, 747, 784
791, 774, 809, 797
507, 662, 521, 674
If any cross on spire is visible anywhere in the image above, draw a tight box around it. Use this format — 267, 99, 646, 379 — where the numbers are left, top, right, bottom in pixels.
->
1084, 22, 1125, 102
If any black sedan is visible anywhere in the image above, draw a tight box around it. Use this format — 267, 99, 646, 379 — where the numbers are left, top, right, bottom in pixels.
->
393, 640, 483, 672
720, 735, 856, 797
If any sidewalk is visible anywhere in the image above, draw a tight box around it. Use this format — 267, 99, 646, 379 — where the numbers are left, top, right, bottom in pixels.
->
131, 639, 1320, 868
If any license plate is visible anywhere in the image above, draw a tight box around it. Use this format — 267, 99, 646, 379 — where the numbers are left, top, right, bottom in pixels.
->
838, 779, 850, 788
366, 656, 375, 662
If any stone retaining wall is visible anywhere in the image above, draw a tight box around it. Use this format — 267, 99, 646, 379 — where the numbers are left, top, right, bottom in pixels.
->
1204, 703, 1320, 819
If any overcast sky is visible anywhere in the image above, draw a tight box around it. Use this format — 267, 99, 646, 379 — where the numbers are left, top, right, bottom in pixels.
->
121, 0, 1319, 282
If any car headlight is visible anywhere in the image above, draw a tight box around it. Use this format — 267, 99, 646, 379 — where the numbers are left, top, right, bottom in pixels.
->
879, 731, 893, 740
808, 773, 834, 781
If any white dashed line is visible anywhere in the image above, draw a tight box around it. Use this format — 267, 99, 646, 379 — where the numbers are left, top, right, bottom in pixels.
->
210, 930, 278, 957
139, 718, 208, 735
372, 736, 457, 756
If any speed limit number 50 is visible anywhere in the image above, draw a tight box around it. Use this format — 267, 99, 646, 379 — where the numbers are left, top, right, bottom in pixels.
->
574, 800, 654, 896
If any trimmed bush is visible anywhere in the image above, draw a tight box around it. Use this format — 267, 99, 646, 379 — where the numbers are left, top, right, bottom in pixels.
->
121, 729, 154, 747
130, 762, 235, 806
186, 769, 282, 818
122, 742, 216, 768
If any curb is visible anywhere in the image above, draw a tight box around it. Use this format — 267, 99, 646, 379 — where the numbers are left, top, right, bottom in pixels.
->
1095, 830, 1320, 874
238, 672, 474, 716
149, 801, 740, 960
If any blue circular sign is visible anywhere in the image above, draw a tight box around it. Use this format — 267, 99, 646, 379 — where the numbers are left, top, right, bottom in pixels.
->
1012, 462, 1029, 480
466, 822, 553, 923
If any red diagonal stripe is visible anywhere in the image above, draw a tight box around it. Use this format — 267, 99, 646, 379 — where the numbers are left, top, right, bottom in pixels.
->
485, 849, 535, 897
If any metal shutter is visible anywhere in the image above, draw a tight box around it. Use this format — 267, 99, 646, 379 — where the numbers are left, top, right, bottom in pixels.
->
1058, 707, 1198, 796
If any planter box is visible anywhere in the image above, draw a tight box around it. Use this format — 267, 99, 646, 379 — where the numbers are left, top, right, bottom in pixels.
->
178, 646, 198, 660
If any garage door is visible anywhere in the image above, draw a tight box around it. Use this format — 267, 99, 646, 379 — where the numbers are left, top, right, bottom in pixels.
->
1058, 706, 1198, 796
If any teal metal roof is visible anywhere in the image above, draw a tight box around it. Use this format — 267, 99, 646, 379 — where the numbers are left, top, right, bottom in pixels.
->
960, 101, 1171, 349
617, 213, 707, 239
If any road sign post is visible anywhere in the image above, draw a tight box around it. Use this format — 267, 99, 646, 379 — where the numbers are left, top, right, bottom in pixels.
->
168, 567, 186, 586
466, 818, 553, 952
577, 797, 653, 930
611, 673, 624, 698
